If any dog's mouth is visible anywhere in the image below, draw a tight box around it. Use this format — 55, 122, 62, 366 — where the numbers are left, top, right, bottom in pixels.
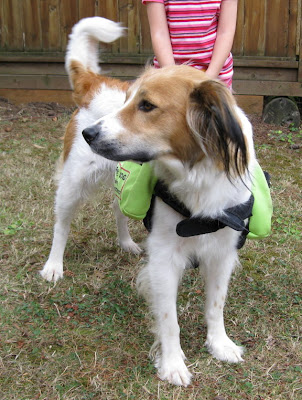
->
90, 142, 155, 163
82, 126, 156, 163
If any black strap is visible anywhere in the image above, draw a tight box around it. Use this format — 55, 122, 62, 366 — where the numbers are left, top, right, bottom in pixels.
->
143, 180, 254, 242
153, 181, 191, 218
176, 195, 254, 237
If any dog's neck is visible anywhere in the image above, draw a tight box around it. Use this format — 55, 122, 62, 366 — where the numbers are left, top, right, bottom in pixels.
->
153, 158, 251, 218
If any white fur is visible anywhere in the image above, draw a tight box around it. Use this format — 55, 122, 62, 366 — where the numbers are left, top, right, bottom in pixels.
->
65, 17, 125, 86
40, 18, 140, 283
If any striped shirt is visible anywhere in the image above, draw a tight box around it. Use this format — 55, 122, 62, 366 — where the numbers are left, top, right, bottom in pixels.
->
142, 0, 233, 88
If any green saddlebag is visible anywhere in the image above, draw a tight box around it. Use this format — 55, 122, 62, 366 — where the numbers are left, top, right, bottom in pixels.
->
247, 161, 273, 239
114, 161, 157, 220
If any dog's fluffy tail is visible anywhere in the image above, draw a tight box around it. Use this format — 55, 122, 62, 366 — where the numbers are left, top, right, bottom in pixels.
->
65, 17, 125, 89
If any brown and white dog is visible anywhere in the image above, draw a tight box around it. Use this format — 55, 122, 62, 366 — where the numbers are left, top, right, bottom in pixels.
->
41, 17, 257, 386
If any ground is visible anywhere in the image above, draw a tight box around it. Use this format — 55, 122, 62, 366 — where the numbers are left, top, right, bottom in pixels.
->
0, 97, 74, 122
0, 98, 301, 400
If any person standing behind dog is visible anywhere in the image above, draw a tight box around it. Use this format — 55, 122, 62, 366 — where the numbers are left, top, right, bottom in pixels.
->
142, 0, 238, 90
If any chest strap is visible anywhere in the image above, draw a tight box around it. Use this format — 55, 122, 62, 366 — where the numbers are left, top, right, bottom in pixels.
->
143, 180, 254, 249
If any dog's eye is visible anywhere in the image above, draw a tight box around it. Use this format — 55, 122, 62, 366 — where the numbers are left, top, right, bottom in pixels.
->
139, 100, 157, 113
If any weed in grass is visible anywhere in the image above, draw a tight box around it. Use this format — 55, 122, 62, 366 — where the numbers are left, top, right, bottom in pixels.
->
0, 211, 34, 235
268, 126, 302, 146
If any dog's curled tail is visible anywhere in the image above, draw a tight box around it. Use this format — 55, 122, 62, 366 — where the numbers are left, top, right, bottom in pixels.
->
65, 17, 125, 89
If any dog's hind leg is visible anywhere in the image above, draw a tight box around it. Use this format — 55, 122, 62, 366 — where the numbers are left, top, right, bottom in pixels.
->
203, 248, 244, 363
112, 199, 142, 254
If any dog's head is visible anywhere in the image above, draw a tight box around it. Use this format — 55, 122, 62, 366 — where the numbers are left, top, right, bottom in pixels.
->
83, 65, 249, 178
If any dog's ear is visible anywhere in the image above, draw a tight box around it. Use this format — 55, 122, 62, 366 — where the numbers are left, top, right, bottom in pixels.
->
186, 79, 248, 178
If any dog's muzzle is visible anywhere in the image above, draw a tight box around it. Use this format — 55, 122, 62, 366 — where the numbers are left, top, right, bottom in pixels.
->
82, 125, 100, 145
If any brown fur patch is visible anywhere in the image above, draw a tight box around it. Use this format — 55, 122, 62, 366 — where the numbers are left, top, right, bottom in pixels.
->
117, 66, 209, 164
69, 60, 130, 107
63, 110, 78, 162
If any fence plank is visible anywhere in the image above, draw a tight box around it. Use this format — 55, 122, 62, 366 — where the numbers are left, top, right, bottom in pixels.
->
233, 79, 302, 96
299, 0, 302, 82
0, 0, 5, 49
23, 0, 42, 50
119, 0, 131, 53
232, 0, 244, 56
140, 0, 153, 54
60, 0, 79, 51
234, 67, 297, 82
79, 0, 96, 19
97, 0, 120, 53
0, 63, 67, 75
127, 0, 140, 53
296, 0, 301, 55
244, 0, 266, 56
1, 0, 23, 50
0, 74, 70, 90
0, 62, 144, 79
266, 0, 290, 57
288, 0, 298, 57
0, 88, 74, 106
40, 0, 61, 51
117, 0, 141, 54
97, 0, 119, 21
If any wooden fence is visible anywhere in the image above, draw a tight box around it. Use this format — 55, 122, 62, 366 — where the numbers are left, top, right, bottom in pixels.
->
0, 0, 301, 105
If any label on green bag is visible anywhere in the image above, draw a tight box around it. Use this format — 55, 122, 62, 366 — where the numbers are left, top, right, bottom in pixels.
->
114, 162, 130, 201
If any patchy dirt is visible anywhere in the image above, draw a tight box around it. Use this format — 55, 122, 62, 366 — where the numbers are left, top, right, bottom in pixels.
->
0, 97, 75, 122
248, 114, 277, 143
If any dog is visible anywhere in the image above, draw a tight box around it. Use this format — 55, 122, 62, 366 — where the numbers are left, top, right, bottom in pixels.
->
40, 17, 142, 283
42, 17, 257, 386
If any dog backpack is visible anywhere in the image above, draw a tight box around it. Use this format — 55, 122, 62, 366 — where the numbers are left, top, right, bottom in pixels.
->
114, 161, 272, 244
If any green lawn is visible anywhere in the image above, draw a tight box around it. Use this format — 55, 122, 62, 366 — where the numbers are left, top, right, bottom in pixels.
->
0, 105, 301, 400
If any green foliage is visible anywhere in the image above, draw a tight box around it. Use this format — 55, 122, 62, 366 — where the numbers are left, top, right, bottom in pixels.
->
268, 127, 302, 145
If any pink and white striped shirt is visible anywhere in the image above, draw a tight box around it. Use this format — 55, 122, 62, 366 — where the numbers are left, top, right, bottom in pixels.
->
142, 0, 233, 88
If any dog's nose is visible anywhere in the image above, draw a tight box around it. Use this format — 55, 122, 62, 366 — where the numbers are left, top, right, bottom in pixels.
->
82, 125, 99, 144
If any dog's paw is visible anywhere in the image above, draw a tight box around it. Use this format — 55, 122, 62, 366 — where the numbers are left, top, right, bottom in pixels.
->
205, 336, 244, 363
119, 239, 142, 254
40, 261, 63, 282
155, 354, 192, 387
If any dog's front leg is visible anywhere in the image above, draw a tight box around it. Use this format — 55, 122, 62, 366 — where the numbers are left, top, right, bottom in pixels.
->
140, 247, 192, 387
203, 249, 244, 363
40, 175, 82, 282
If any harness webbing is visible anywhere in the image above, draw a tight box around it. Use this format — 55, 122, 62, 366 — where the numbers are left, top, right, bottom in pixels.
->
143, 180, 254, 249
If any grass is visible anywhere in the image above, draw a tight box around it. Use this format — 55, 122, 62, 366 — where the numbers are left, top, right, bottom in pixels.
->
0, 106, 301, 400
